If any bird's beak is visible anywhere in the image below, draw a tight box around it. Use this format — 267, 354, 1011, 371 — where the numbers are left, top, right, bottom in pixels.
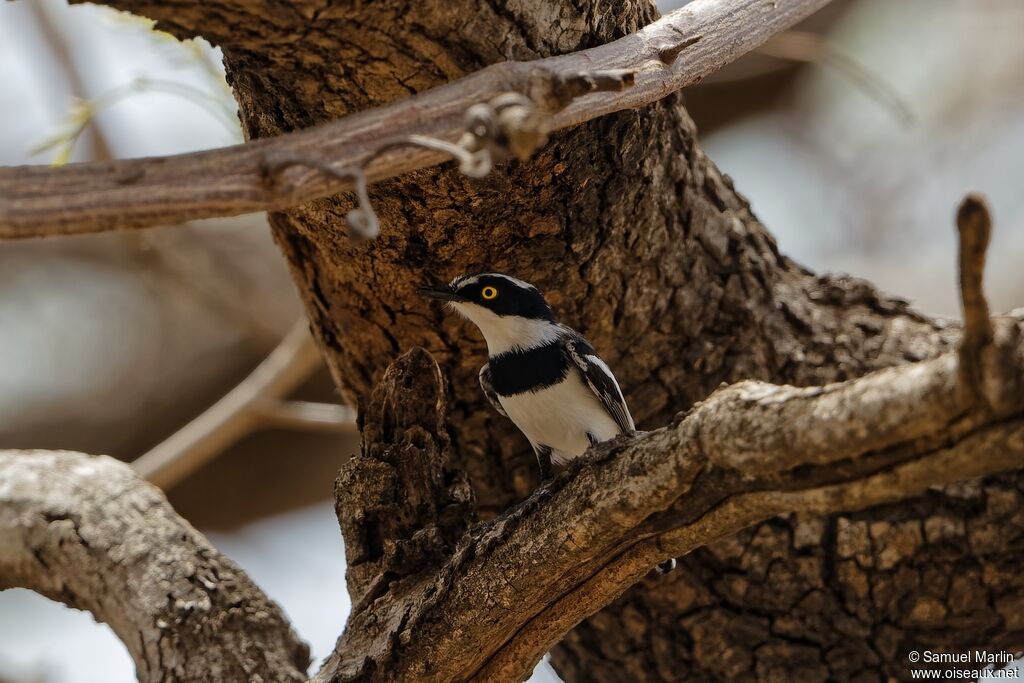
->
417, 284, 466, 303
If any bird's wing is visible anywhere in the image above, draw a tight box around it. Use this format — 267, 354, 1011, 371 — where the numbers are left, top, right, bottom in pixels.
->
479, 363, 508, 417
561, 330, 636, 435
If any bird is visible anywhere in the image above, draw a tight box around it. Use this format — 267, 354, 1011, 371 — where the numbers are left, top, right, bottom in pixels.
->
419, 273, 677, 574
418, 272, 636, 481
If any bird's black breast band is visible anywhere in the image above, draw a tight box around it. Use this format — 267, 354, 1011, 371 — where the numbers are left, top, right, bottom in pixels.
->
488, 342, 568, 396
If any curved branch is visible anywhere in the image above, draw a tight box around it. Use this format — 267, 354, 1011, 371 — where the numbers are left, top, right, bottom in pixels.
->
1, 0, 833, 239
0, 450, 310, 683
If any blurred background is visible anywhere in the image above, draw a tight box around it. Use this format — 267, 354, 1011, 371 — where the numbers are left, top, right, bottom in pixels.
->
0, 0, 1022, 681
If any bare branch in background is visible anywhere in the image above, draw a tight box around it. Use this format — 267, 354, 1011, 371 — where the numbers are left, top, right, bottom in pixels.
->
757, 29, 915, 125
27, 8, 238, 165
249, 399, 356, 433
25, 0, 115, 162
31, 77, 240, 165
132, 319, 356, 490
0, 0, 833, 238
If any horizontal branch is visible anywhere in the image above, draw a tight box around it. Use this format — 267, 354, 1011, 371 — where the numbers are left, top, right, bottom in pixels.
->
0, 450, 310, 683
0, 0, 832, 238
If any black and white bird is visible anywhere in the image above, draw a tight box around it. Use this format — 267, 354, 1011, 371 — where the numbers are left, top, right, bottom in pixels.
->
419, 272, 635, 481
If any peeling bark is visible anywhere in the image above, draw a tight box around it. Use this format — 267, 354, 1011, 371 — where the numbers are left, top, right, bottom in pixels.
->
336, 347, 474, 612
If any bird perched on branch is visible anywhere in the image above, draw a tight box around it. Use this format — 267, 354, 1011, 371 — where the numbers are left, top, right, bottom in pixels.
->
419, 273, 635, 481
420, 273, 677, 574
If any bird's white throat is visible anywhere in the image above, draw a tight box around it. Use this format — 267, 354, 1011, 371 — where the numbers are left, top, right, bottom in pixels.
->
449, 302, 560, 355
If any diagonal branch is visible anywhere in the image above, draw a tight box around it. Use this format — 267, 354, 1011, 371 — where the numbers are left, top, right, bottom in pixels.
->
325, 325, 1024, 682
319, 307, 1024, 679
0, 0, 833, 239
325, 196, 1024, 682
130, 319, 357, 490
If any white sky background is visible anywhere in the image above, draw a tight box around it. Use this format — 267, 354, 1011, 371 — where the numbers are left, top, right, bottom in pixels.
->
1, 1, 1023, 682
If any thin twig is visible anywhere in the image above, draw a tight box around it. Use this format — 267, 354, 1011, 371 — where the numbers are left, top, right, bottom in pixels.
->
25, 0, 115, 162
250, 399, 358, 432
757, 30, 915, 125
262, 92, 553, 238
955, 193, 994, 398
262, 156, 381, 239
0, 0, 833, 238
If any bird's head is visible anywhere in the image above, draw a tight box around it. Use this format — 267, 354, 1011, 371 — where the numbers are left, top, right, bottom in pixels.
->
418, 273, 557, 354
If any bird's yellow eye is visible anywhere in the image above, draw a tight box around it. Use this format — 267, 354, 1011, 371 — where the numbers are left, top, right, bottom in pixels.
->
481, 286, 498, 300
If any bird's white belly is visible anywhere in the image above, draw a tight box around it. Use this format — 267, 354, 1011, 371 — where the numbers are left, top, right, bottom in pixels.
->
498, 373, 622, 465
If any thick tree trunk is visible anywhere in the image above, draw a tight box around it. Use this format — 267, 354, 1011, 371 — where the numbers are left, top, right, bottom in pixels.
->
65, 0, 1024, 680
221, 0, 955, 512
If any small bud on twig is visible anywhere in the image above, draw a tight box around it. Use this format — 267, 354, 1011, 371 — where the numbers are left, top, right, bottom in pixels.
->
657, 34, 702, 65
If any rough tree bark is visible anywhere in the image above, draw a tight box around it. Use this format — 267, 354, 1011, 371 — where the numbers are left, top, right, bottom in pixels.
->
0, 451, 310, 683
221, 3, 1011, 680
320, 276, 1023, 682
9, 0, 1024, 681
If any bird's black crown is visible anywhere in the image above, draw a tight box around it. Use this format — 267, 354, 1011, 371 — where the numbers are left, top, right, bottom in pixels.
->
418, 273, 554, 320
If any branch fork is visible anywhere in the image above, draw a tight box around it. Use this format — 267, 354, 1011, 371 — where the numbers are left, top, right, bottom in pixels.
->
314, 194, 1024, 681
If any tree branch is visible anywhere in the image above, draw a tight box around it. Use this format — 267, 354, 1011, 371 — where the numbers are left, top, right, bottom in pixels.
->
0, 450, 310, 683
250, 399, 357, 433
956, 193, 995, 399
131, 319, 355, 490
0, 0, 833, 239
323, 327, 1024, 682
322, 196, 1024, 682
